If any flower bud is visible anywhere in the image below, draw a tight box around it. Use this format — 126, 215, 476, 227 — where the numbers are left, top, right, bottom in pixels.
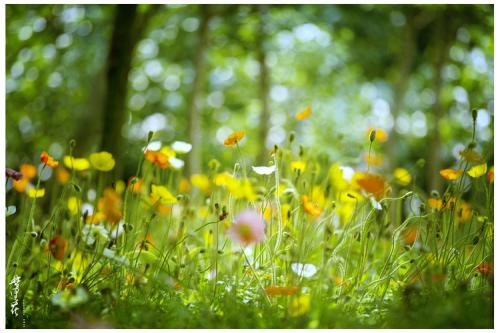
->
472, 109, 478, 122
369, 130, 376, 143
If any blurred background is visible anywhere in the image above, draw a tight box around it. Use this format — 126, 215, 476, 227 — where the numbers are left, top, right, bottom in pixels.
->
6, 4, 494, 192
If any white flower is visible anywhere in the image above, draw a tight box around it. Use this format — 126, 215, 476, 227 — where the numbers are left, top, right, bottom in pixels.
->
291, 263, 317, 278
143, 140, 162, 152
81, 224, 108, 245
252, 165, 276, 175
111, 222, 125, 239
168, 156, 185, 170
171, 141, 192, 154
103, 248, 129, 265
51, 287, 88, 311
370, 197, 382, 210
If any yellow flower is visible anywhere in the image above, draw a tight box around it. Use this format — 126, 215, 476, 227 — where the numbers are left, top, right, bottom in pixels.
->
223, 131, 245, 146
67, 196, 81, 215
289, 294, 311, 317
428, 198, 443, 210
63, 156, 90, 171
40, 151, 59, 168
56, 167, 70, 184
178, 178, 191, 193
291, 160, 306, 173
151, 185, 177, 204
439, 168, 463, 181
393, 167, 412, 186
302, 195, 322, 217
89, 151, 115, 172
295, 106, 312, 120
467, 163, 487, 178
311, 186, 325, 208
160, 146, 176, 158
191, 174, 211, 194
28, 187, 45, 198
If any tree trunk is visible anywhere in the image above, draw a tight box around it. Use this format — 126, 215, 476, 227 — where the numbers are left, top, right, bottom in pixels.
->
426, 11, 455, 192
256, 5, 271, 165
100, 5, 139, 177
187, 5, 211, 176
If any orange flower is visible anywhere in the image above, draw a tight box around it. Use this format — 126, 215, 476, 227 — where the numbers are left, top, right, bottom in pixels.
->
302, 195, 322, 217
144, 150, 169, 169
127, 176, 143, 193
224, 131, 245, 146
295, 106, 312, 120
356, 173, 385, 200
265, 285, 299, 296
98, 188, 122, 225
49, 235, 68, 261
178, 178, 191, 193
427, 198, 443, 210
403, 227, 418, 245
476, 262, 493, 276
40, 151, 59, 168
439, 168, 463, 181
20, 164, 37, 179
487, 167, 494, 183
366, 128, 388, 142
56, 167, 70, 184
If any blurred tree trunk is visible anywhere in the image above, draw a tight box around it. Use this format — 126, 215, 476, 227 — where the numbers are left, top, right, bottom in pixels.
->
187, 5, 211, 176
257, 5, 271, 165
100, 5, 158, 177
426, 11, 455, 191
100, 5, 139, 177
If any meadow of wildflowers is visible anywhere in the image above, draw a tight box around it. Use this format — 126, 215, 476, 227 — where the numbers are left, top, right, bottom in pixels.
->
5, 106, 493, 328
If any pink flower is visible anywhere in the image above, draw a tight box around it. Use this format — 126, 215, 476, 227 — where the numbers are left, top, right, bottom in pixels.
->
226, 209, 266, 246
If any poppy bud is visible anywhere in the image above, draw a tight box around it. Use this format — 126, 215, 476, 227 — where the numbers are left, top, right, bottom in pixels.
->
289, 132, 295, 143
147, 131, 154, 143
69, 139, 76, 149
472, 109, 478, 122
369, 130, 376, 143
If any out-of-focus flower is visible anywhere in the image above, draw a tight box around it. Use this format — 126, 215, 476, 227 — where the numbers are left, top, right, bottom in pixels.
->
63, 156, 90, 171
191, 174, 211, 194
487, 166, 494, 183
226, 209, 266, 246
223, 130, 245, 146
171, 141, 192, 154
355, 172, 385, 200
439, 168, 463, 181
302, 195, 322, 217
467, 163, 487, 178
27, 187, 45, 198
291, 263, 317, 278
295, 106, 312, 120
145, 150, 169, 169
457, 201, 472, 223
265, 285, 299, 296
51, 287, 88, 311
252, 165, 276, 175
67, 196, 81, 215
151, 184, 177, 204
127, 176, 143, 193
81, 224, 109, 245
168, 156, 185, 170
178, 178, 190, 193
428, 198, 443, 210
98, 188, 122, 225
50, 235, 69, 260
13, 164, 38, 192
476, 262, 493, 276
403, 227, 417, 245
56, 167, 71, 184
364, 153, 384, 167
393, 167, 412, 186
366, 128, 388, 142
460, 148, 483, 164
289, 294, 311, 317
291, 160, 306, 173
89, 152, 115, 172
40, 151, 59, 168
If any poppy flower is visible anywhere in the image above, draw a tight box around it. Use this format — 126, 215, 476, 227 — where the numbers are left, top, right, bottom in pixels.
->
265, 285, 299, 296
150, 184, 177, 204
226, 209, 266, 246
144, 150, 169, 169
40, 151, 59, 168
223, 130, 245, 146
439, 168, 463, 181
467, 163, 487, 178
356, 173, 385, 200
487, 166, 494, 183
127, 176, 143, 193
476, 262, 493, 276
302, 195, 322, 217
427, 198, 443, 210
289, 294, 311, 317
27, 187, 45, 198
98, 188, 122, 225
89, 151, 115, 172
393, 167, 412, 186
56, 167, 70, 184
171, 141, 192, 154
63, 156, 90, 171
403, 227, 418, 245
50, 235, 69, 261
295, 106, 312, 120
291, 160, 306, 173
